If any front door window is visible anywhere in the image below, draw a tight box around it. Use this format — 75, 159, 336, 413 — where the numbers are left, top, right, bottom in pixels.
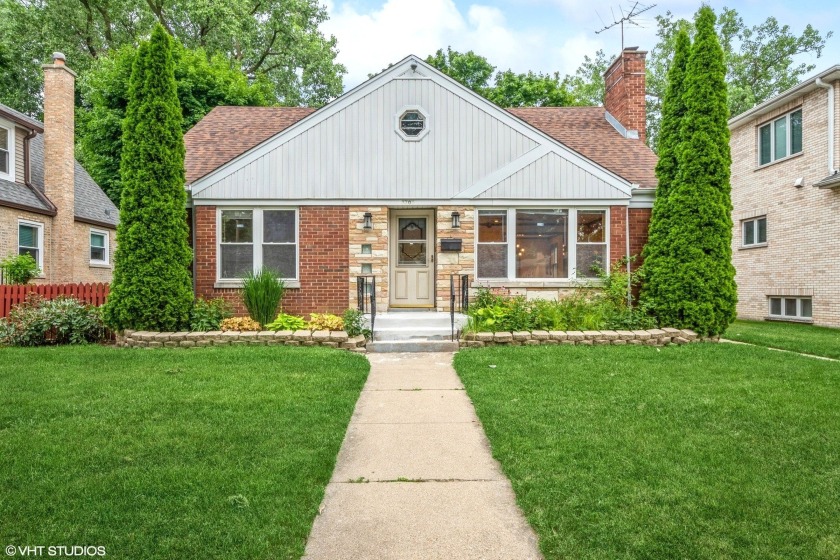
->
398, 218, 427, 266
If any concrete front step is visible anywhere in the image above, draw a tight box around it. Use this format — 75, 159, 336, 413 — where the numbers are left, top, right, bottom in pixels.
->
366, 340, 460, 353
373, 326, 454, 342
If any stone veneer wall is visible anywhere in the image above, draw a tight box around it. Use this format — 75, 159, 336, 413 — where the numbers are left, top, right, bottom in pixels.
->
348, 206, 389, 311
118, 329, 368, 352
462, 328, 704, 347
436, 206, 474, 311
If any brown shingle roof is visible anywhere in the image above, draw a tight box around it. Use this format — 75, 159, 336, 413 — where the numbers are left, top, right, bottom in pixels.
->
185, 106, 316, 183
508, 107, 658, 188
184, 105, 657, 189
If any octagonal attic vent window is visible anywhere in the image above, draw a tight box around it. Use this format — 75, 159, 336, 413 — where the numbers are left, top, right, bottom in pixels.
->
396, 107, 429, 140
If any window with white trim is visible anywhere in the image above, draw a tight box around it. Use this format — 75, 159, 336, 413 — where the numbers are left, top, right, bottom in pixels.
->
476, 208, 608, 280
768, 296, 812, 321
18, 220, 43, 270
742, 216, 767, 247
219, 208, 298, 280
758, 109, 802, 165
0, 124, 11, 179
90, 229, 109, 264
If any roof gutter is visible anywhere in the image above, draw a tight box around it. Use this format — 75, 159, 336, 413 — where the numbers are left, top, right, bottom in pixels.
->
815, 78, 836, 175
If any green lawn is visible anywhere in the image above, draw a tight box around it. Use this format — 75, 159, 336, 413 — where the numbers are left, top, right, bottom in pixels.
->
454, 344, 840, 560
0, 345, 369, 560
725, 319, 840, 359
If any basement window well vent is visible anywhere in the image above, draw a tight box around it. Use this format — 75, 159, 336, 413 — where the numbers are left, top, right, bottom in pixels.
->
397, 107, 429, 140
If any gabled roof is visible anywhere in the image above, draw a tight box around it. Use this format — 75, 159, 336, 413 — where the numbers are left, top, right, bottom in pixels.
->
507, 107, 658, 188
185, 106, 316, 184
0, 103, 118, 227
185, 55, 655, 201
185, 105, 658, 190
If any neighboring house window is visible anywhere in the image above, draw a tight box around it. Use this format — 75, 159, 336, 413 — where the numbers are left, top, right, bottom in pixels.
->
218, 208, 298, 281
476, 208, 609, 280
0, 124, 11, 179
18, 220, 43, 270
758, 109, 802, 165
768, 296, 812, 321
742, 216, 767, 247
90, 229, 109, 265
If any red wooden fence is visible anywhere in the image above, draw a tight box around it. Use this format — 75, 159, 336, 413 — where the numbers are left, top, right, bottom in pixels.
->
0, 283, 110, 318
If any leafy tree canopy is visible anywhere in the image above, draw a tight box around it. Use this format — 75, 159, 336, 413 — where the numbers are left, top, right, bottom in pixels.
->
426, 47, 577, 107
77, 41, 274, 206
0, 0, 345, 115
563, 7, 831, 150
647, 7, 832, 149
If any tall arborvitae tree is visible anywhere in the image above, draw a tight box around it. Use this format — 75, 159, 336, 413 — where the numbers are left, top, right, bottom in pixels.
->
103, 24, 193, 331
641, 30, 690, 316
647, 6, 737, 336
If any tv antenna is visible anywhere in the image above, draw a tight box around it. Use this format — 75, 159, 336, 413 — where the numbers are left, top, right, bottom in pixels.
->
595, 2, 656, 51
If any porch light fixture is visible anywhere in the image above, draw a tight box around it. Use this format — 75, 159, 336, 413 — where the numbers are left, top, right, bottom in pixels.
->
363, 212, 373, 229
451, 211, 461, 228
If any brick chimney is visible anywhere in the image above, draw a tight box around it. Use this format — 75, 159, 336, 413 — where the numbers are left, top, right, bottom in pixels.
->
604, 47, 647, 143
42, 52, 76, 283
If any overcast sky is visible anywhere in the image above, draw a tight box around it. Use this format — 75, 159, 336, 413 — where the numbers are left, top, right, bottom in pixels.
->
320, 0, 840, 90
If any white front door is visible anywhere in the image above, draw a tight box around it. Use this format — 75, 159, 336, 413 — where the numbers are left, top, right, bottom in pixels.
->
390, 209, 435, 308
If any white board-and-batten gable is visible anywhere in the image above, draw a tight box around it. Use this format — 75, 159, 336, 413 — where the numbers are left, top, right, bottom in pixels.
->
190, 55, 634, 205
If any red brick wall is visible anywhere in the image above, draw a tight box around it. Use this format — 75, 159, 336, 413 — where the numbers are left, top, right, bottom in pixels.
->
610, 206, 651, 271
193, 205, 350, 317
604, 49, 647, 143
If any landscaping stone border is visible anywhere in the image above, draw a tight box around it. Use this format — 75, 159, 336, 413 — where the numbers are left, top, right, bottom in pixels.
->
461, 328, 708, 347
117, 330, 368, 353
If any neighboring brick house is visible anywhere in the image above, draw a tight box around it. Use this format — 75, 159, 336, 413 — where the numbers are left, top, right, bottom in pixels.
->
0, 53, 118, 284
184, 49, 657, 316
730, 65, 840, 327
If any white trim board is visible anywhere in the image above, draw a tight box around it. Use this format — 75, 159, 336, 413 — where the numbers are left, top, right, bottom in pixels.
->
192, 198, 632, 207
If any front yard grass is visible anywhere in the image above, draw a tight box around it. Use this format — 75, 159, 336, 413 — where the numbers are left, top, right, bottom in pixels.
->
0, 345, 369, 560
454, 344, 840, 560
725, 319, 840, 359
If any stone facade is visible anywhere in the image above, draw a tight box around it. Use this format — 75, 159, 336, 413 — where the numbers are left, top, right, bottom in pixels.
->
462, 328, 704, 347
435, 206, 474, 311
117, 329, 367, 352
730, 78, 840, 327
349, 206, 389, 311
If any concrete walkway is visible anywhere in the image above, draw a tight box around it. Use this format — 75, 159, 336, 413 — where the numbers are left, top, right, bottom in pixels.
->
303, 353, 542, 560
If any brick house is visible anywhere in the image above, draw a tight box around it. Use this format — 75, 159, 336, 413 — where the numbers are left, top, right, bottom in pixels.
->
729, 65, 840, 327
184, 49, 657, 316
0, 53, 118, 284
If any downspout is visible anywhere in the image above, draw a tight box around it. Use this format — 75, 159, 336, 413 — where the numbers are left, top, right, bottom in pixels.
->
625, 206, 631, 308
815, 78, 837, 175
23, 129, 37, 188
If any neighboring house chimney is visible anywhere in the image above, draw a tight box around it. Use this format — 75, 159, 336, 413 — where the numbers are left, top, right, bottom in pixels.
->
42, 52, 76, 283
604, 47, 647, 143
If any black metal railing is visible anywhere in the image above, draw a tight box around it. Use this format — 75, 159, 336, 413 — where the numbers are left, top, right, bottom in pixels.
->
356, 275, 376, 336
449, 274, 470, 340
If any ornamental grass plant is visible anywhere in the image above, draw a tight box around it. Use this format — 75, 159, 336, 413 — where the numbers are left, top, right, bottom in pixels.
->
242, 268, 285, 327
